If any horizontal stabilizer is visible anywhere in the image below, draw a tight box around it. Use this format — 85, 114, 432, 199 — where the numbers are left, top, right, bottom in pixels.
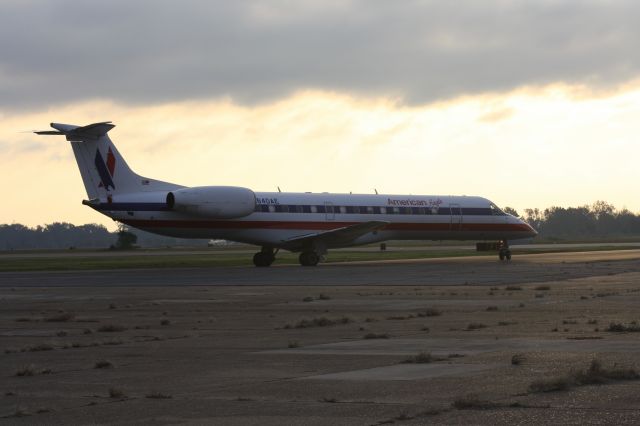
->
34, 130, 64, 135
35, 121, 115, 140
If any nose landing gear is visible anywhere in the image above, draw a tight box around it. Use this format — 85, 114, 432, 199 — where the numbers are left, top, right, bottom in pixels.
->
498, 240, 511, 261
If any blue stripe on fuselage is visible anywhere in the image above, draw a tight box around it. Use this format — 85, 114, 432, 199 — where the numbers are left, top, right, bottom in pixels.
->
93, 203, 503, 215
95, 202, 168, 211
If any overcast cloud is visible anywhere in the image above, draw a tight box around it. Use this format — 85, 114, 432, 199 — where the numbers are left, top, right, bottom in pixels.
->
1, 0, 639, 111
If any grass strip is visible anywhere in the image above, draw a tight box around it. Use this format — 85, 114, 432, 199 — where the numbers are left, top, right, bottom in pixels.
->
0, 246, 638, 272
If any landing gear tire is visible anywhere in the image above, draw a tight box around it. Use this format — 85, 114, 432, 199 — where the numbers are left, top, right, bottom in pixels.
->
498, 240, 511, 262
299, 251, 319, 266
253, 252, 275, 267
498, 248, 511, 262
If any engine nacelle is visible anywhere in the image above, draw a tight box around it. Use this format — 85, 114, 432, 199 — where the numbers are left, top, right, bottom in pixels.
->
166, 186, 256, 219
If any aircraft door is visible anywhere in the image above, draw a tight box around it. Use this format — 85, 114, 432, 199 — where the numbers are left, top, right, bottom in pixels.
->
450, 203, 462, 231
325, 202, 335, 221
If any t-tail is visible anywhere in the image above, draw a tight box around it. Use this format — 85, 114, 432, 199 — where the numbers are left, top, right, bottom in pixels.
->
35, 122, 182, 204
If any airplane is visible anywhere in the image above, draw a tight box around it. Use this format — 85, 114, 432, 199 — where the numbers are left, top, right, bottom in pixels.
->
36, 121, 537, 266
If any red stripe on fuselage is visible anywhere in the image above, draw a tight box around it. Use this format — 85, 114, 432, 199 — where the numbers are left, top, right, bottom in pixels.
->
120, 219, 532, 233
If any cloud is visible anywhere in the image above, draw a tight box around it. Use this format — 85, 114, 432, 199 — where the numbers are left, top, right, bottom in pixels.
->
478, 107, 514, 123
1, 0, 640, 112
2, 82, 640, 228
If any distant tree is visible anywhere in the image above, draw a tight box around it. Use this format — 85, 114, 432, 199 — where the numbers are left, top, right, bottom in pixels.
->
523, 208, 544, 232
591, 200, 615, 218
0, 222, 208, 250
114, 225, 138, 250
503, 206, 519, 217
590, 201, 617, 236
0, 224, 32, 250
543, 206, 595, 238
0, 222, 112, 250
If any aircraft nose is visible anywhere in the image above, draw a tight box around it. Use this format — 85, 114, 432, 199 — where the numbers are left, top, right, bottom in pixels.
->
524, 221, 538, 238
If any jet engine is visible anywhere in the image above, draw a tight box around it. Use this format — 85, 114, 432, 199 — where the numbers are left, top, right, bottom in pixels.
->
166, 186, 256, 219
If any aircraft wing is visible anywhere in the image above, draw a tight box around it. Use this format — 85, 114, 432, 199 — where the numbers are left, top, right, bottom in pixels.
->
281, 220, 389, 252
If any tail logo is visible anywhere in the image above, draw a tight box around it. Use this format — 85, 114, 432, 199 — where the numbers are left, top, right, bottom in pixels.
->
95, 147, 116, 190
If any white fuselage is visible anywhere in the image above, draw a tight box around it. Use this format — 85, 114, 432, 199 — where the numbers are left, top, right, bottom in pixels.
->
36, 121, 536, 265
93, 191, 536, 249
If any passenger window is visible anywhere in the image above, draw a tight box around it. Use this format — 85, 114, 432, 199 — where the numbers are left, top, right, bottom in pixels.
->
340, 206, 347, 214
303, 205, 311, 213
379, 207, 387, 214
310, 205, 318, 213
366, 206, 374, 214
268, 205, 276, 213
393, 207, 400, 214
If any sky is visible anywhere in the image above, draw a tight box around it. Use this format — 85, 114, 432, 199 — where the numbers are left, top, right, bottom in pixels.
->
1, 0, 639, 230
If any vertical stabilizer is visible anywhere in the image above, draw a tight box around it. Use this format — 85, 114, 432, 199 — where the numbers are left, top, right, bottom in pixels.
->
36, 122, 180, 200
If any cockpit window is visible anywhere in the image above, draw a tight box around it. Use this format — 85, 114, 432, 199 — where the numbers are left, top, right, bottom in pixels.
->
489, 203, 506, 216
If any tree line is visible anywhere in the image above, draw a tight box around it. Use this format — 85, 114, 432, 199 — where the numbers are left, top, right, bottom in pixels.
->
0, 223, 208, 250
505, 201, 640, 240
1, 201, 639, 250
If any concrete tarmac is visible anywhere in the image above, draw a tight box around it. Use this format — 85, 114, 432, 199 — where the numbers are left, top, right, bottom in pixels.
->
3, 249, 640, 425
2, 242, 639, 259
2, 249, 640, 288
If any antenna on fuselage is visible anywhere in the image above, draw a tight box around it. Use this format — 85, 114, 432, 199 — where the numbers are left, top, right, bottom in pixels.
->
374, 189, 378, 194
277, 186, 281, 192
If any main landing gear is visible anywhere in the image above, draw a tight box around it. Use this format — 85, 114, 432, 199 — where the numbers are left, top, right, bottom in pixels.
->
299, 251, 320, 267
253, 247, 276, 267
498, 240, 511, 261
252, 247, 322, 267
